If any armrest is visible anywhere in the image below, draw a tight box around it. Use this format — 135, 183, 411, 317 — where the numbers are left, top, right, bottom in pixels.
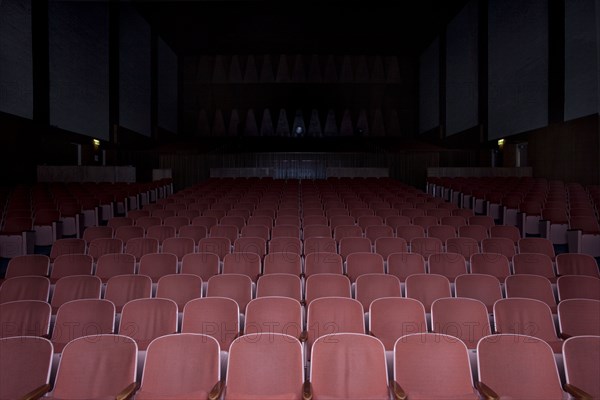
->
20, 383, 51, 400
302, 381, 312, 400
476, 381, 499, 400
208, 380, 225, 400
560, 332, 572, 340
389, 380, 407, 400
115, 382, 138, 400
564, 383, 593, 400
299, 331, 308, 343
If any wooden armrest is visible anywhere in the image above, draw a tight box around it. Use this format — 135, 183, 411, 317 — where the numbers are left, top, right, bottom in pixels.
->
208, 380, 225, 400
564, 383, 593, 400
116, 382, 138, 400
390, 380, 407, 400
476, 381, 499, 400
20, 383, 51, 400
302, 381, 312, 400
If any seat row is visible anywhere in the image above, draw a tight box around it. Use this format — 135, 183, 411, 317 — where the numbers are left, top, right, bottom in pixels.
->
3, 331, 599, 399
2, 273, 599, 345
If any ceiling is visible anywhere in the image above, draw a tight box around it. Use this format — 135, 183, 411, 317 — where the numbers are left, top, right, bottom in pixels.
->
134, 0, 468, 55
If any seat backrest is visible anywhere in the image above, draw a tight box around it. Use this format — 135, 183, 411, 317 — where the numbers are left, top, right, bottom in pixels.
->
305, 273, 351, 305
304, 252, 343, 277
445, 237, 480, 261
303, 237, 337, 255
470, 252, 511, 282
226, 333, 304, 399
556, 253, 600, 278
489, 224, 521, 243
334, 225, 363, 242
394, 333, 477, 399
146, 225, 176, 244
114, 225, 144, 243
210, 224, 239, 243
5, 255, 50, 279
50, 238, 86, 261
504, 274, 557, 312
107, 217, 133, 229
369, 297, 427, 351
410, 237, 443, 259
345, 252, 384, 282
268, 237, 302, 256
138, 333, 220, 399
373, 237, 408, 260
454, 273, 502, 313
82, 226, 113, 243
477, 334, 565, 399
0, 276, 50, 304
0, 336, 53, 400
468, 215, 495, 230
51, 335, 137, 399
50, 275, 102, 311
428, 252, 467, 282
427, 225, 457, 243
310, 333, 389, 400
440, 216, 467, 231
306, 297, 364, 351
338, 237, 371, 260
163, 216, 190, 231
557, 275, 600, 301
162, 237, 195, 261
119, 298, 178, 350
125, 237, 159, 262
513, 253, 556, 281
87, 238, 123, 261
181, 252, 219, 281
494, 298, 561, 346
181, 297, 239, 351
139, 253, 178, 283
206, 273, 253, 312
156, 274, 203, 310
431, 297, 491, 349
558, 299, 600, 337
387, 252, 426, 282
0, 300, 51, 338
245, 296, 303, 338
51, 298, 115, 352
355, 273, 401, 310
518, 237, 556, 260
256, 273, 302, 302
405, 273, 451, 313
562, 336, 600, 399
178, 224, 207, 244
263, 252, 302, 275
233, 237, 267, 257
50, 254, 93, 282
223, 252, 262, 282
481, 237, 516, 259
95, 253, 135, 283
135, 216, 162, 230
303, 224, 332, 240
396, 225, 426, 242
104, 274, 152, 312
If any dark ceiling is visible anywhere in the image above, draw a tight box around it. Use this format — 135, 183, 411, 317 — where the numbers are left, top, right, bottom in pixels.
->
134, 0, 467, 55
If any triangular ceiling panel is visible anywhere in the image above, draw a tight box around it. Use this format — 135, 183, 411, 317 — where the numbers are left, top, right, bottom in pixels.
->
339, 109, 354, 136
228, 109, 240, 136
212, 109, 226, 136
244, 108, 258, 136
370, 109, 386, 136
308, 54, 322, 82
228, 55, 243, 82
323, 109, 338, 136
260, 109, 274, 136
276, 109, 290, 136
244, 55, 258, 82
259, 55, 275, 82
276, 55, 290, 82
308, 109, 322, 137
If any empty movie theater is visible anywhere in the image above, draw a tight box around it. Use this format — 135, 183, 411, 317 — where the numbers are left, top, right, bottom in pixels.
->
1, 0, 599, 399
